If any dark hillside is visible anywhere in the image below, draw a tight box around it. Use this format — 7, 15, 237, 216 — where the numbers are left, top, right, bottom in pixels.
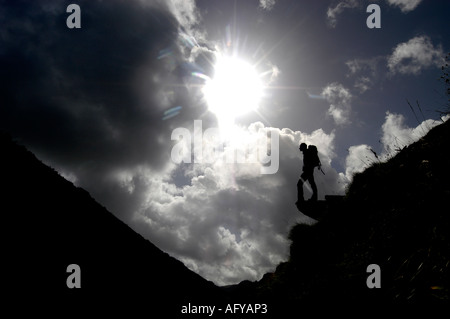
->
231, 120, 450, 311
2, 120, 449, 316
1, 132, 224, 315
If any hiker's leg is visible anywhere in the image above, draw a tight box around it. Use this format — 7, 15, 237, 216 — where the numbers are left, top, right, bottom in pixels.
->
297, 177, 305, 202
309, 175, 318, 201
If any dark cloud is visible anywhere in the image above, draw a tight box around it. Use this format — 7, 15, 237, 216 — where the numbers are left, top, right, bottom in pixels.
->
1, 0, 172, 152
0, 0, 212, 217
2, 0, 448, 286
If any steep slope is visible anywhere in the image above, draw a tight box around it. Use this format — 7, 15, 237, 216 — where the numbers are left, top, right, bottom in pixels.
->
3, 119, 449, 315
231, 120, 450, 311
1, 132, 224, 315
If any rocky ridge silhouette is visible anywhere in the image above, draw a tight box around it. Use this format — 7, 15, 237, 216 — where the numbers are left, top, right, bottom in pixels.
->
229, 119, 450, 311
2, 119, 449, 316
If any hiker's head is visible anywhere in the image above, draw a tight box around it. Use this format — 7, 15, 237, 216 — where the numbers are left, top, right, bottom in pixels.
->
299, 143, 307, 152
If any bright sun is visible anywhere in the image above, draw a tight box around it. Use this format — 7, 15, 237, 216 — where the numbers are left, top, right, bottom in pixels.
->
203, 56, 263, 125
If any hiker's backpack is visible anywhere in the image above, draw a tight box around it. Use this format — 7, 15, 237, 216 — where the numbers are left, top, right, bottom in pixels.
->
308, 145, 321, 168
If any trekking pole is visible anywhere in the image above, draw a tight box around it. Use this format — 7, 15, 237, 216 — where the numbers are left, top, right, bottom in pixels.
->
319, 166, 325, 175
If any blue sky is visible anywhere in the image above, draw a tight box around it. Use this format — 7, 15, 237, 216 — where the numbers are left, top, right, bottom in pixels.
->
1, 0, 449, 285
196, 0, 449, 170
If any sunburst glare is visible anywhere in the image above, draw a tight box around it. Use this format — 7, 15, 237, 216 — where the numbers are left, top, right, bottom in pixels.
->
202, 55, 264, 128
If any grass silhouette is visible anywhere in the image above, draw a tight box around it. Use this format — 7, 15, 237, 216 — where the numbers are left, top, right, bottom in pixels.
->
230, 119, 450, 310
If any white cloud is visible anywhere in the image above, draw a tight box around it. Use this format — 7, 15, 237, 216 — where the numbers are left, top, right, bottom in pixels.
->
387, 36, 444, 75
267, 62, 281, 83
139, 0, 201, 36
380, 112, 448, 154
164, 0, 201, 32
326, 0, 359, 28
128, 122, 344, 285
354, 76, 371, 93
186, 43, 215, 63
149, 0, 211, 62
344, 144, 378, 181
346, 59, 363, 75
9, 0, 448, 290
328, 105, 348, 125
343, 112, 449, 181
386, 0, 422, 13
259, 0, 276, 11
345, 56, 386, 93
321, 82, 353, 125
346, 57, 380, 77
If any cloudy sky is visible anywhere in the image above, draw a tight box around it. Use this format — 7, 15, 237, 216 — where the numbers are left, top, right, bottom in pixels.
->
1, 0, 449, 285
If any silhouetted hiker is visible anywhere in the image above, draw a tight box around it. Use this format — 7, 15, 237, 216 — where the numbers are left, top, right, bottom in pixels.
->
296, 143, 321, 205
